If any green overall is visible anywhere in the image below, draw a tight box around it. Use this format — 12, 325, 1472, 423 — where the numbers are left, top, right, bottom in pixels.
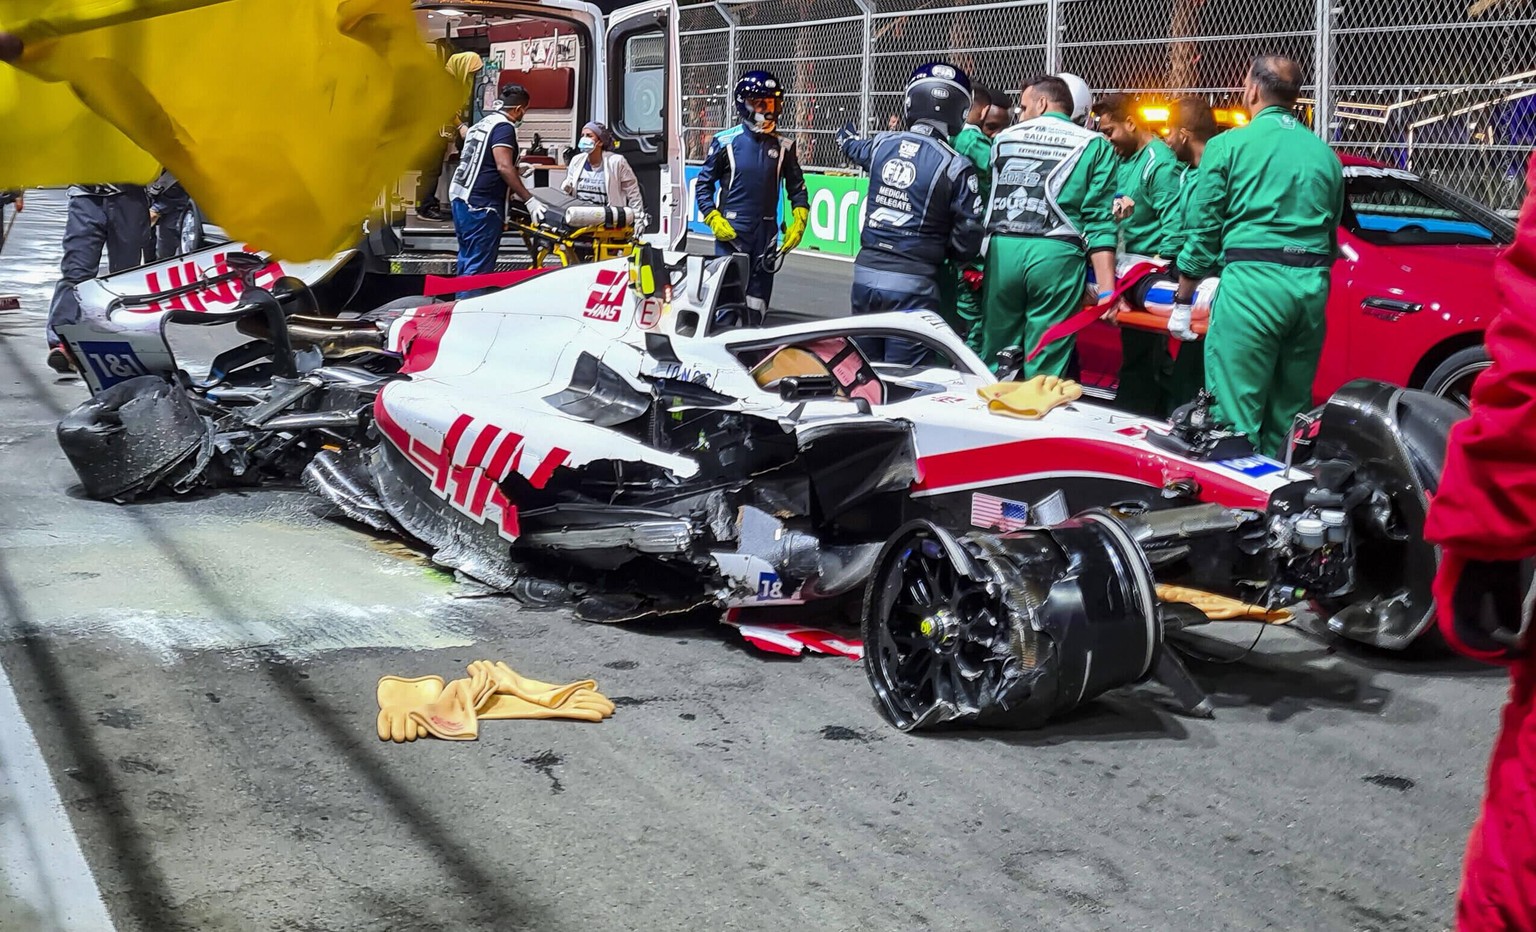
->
1175, 106, 1344, 456
976, 112, 1118, 377
940, 123, 993, 342
1113, 136, 1182, 415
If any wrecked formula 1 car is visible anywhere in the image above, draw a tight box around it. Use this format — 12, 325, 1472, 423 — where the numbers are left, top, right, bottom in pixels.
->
54, 243, 1460, 731
52, 244, 413, 500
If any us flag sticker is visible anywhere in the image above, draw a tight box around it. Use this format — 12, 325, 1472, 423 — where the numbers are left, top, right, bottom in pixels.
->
971, 493, 1030, 532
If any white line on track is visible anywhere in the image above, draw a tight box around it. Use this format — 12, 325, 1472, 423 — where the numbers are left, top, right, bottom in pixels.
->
0, 658, 116, 931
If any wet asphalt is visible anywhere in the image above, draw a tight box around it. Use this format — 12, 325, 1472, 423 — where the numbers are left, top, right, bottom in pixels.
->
0, 188, 1507, 931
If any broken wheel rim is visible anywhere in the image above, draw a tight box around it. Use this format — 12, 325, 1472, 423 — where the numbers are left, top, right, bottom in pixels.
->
864, 521, 1017, 731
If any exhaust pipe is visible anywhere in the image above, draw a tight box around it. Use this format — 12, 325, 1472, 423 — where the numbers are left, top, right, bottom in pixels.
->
237, 316, 385, 358
259, 410, 364, 432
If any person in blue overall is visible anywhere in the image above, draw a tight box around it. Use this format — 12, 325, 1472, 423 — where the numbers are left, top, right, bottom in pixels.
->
694, 70, 810, 323
837, 62, 984, 365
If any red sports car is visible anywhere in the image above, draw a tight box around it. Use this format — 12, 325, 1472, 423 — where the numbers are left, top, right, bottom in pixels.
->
1076, 155, 1513, 407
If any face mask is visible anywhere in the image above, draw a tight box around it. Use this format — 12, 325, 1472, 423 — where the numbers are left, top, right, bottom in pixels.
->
577, 137, 595, 151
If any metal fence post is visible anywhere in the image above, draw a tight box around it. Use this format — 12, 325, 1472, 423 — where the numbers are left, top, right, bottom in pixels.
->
853, 0, 873, 133
679, 0, 1530, 209
714, 1, 736, 86
1313, 0, 1332, 141
1046, 0, 1060, 73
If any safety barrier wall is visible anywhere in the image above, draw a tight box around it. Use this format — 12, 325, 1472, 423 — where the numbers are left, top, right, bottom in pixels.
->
680, 0, 1535, 211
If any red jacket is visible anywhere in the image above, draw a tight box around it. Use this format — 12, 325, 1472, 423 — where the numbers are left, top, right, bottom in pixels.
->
1424, 150, 1536, 930
1427, 151, 1536, 657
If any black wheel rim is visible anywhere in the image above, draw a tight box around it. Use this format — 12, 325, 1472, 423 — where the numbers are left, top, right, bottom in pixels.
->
867, 526, 1016, 730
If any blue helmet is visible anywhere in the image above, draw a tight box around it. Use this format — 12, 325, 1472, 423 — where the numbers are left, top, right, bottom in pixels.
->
734, 70, 784, 133
904, 62, 972, 138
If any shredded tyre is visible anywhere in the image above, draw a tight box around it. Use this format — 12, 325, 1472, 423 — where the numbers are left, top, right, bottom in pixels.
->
57, 376, 214, 502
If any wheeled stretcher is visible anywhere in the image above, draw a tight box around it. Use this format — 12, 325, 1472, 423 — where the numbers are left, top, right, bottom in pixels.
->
509, 186, 638, 268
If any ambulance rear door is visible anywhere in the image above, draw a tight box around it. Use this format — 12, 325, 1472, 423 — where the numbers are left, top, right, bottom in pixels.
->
603, 0, 684, 248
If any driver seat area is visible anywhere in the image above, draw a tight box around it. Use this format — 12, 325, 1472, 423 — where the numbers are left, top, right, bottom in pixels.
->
750, 337, 884, 405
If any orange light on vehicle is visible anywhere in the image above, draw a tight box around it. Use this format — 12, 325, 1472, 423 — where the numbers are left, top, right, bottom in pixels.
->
1139, 106, 1170, 123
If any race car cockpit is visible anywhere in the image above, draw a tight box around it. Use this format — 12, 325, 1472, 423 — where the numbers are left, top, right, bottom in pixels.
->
746, 337, 885, 406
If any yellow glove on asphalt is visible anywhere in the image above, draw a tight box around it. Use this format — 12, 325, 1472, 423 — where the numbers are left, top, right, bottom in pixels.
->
468, 660, 604, 710
977, 376, 1083, 420
476, 691, 616, 723
704, 210, 737, 242
1155, 584, 1292, 623
408, 667, 497, 741
782, 206, 810, 252
376, 675, 445, 743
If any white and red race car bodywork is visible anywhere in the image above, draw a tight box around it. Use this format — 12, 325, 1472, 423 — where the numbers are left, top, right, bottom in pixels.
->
56, 242, 357, 394
56, 247, 1457, 728
348, 253, 1440, 643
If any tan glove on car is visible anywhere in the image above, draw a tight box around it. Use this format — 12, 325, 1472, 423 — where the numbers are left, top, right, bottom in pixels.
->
376, 675, 446, 743
977, 375, 1083, 420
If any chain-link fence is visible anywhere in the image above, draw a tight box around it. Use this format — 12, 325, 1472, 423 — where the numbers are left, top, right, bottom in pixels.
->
682, 0, 1534, 210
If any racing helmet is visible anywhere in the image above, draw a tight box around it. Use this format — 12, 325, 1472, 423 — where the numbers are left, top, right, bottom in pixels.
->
904, 62, 972, 138
1057, 72, 1094, 125
735, 70, 784, 134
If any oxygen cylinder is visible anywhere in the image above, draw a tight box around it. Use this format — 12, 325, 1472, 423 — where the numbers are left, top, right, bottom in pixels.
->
562, 204, 635, 230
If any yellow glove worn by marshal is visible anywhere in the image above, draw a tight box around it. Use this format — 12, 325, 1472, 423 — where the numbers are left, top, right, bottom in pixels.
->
704, 210, 737, 241
782, 206, 810, 252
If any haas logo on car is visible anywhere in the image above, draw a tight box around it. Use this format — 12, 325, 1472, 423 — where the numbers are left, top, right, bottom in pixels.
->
373, 398, 570, 542
128, 250, 286, 314
584, 268, 628, 322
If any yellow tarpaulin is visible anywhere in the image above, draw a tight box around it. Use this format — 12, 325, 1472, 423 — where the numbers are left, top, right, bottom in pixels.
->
0, 0, 460, 259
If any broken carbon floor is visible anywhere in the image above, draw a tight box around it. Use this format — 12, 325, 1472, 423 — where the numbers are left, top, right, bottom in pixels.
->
0, 190, 1507, 930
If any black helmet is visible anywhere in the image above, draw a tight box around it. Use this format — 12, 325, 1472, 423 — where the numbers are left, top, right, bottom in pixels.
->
904, 62, 972, 138
734, 70, 784, 134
